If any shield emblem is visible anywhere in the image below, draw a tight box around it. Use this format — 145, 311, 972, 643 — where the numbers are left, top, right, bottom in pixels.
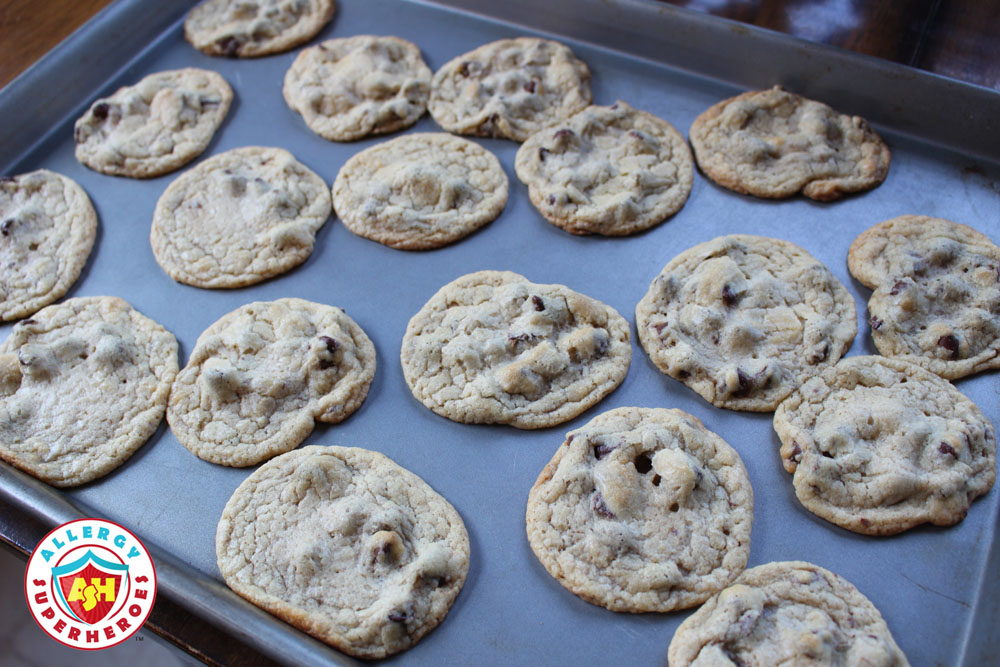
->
51, 549, 129, 625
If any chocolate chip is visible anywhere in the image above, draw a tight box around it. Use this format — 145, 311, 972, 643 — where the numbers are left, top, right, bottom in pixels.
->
546, 194, 556, 206
318, 335, 340, 369
0, 176, 15, 185
677, 369, 690, 378
216, 36, 241, 57
711, 333, 720, 345
508, 332, 536, 344
735, 367, 768, 395
937, 334, 960, 359
388, 610, 408, 623
319, 335, 339, 353
721, 284, 737, 307
553, 128, 574, 140
610, 102, 620, 110
789, 441, 802, 464
592, 442, 614, 460
457, 61, 470, 77
628, 130, 643, 140
538, 147, 550, 161
478, 113, 500, 136
531, 295, 545, 311
939, 442, 959, 458
860, 518, 870, 527
633, 454, 652, 474
869, 316, 883, 330
889, 280, 907, 295
200, 96, 220, 106
73, 125, 84, 143
592, 492, 615, 518
653, 322, 669, 334
1, 219, 12, 236
651, 474, 661, 487
92, 102, 109, 120
523, 80, 536, 93
809, 343, 829, 364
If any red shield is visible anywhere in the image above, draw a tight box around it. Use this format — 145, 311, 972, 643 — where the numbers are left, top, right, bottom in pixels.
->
53, 551, 126, 625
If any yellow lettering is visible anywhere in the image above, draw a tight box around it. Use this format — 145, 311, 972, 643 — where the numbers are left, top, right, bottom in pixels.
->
92, 577, 116, 602
67, 577, 87, 602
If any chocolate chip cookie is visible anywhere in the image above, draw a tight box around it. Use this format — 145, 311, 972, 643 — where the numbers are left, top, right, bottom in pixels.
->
848, 215, 1000, 379
774, 355, 995, 535
514, 101, 693, 235
74, 68, 232, 178
401, 270, 631, 428
332, 133, 508, 249
428, 37, 592, 142
668, 561, 909, 666
283, 35, 431, 142
150, 146, 331, 288
216, 445, 469, 658
689, 86, 890, 201
526, 407, 753, 612
636, 235, 857, 411
168, 299, 375, 467
0, 170, 97, 322
185, 0, 337, 58
0, 296, 178, 486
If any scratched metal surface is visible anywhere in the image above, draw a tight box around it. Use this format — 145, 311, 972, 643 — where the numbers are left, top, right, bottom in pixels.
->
0, 0, 998, 665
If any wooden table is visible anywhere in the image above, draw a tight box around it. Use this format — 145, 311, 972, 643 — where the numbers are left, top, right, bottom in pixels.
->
0, 1, 997, 665
2, 0, 999, 91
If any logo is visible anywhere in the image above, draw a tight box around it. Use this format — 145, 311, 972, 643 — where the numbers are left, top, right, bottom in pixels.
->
24, 518, 156, 649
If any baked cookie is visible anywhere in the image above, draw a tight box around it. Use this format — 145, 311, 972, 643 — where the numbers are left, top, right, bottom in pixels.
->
636, 235, 856, 412
184, 0, 336, 58
0, 296, 178, 487
168, 299, 375, 467
428, 37, 592, 142
401, 270, 630, 428
774, 355, 995, 535
216, 445, 469, 659
514, 101, 693, 235
848, 215, 1000, 379
283, 35, 432, 142
526, 407, 752, 612
689, 86, 890, 201
0, 171, 97, 322
150, 146, 331, 288
668, 561, 909, 666
332, 133, 508, 250
73, 68, 233, 178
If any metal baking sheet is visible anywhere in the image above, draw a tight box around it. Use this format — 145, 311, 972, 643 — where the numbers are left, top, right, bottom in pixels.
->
2, 0, 998, 665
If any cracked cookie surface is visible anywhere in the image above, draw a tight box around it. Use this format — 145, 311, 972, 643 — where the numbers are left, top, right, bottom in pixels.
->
774, 355, 995, 535
74, 68, 232, 178
0, 171, 97, 322
636, 235, 857, 412
0, 296, 178, 486
428, 37, 591, 142
216, 445, 469, 658
514, 101, 693, 236
689, 86, 890, 201
150, 146, 331, 288
668, 561, 909, 666
332, 133, 507, 249
185, 0, 336, 58
401, 270, 630, 429
526, 407, 752, 612
168, 299, 375, 467
848, 215, 1000, 379
284, 35, 431, 142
